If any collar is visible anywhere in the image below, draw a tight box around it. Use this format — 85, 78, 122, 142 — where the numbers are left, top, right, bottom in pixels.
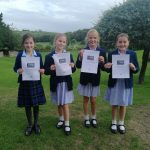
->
22, 50, 37, 57
54, 49, 66, 54
85, 45, 100, 51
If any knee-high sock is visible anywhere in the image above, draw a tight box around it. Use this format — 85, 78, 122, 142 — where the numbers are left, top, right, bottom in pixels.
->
25, 106, 32, 126
33, 106, 39, 126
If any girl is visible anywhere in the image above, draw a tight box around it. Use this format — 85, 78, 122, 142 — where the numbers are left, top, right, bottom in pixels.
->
13, 33, 46, 136
104, 33, 139, 134
76, 29, 106, 128
44, 33, 76, 136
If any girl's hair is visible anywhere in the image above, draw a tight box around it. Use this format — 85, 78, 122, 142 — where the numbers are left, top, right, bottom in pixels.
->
21, 33, 35, 46
85, 29, 100, 44
116, 33, 129, 41
53, 33, 67, 47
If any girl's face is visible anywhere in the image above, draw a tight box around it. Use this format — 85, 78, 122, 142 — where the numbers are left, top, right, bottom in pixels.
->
88, 32, 98, 49
116, 36, 129, 52
55, 36, 67, 51
23, 37, 35, 52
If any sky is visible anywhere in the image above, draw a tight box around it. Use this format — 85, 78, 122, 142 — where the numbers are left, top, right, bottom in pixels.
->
0, 0, 124, 33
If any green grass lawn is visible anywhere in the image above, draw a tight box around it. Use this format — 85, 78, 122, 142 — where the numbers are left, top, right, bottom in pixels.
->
0, 50, 150, 150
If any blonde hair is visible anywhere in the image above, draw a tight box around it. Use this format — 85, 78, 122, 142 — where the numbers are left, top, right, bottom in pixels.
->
85, 29, 100, 44
116, 33, 129, 41
53, 33, 67, 48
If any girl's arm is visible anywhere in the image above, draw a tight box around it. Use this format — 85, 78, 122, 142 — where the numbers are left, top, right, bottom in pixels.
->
76, 49, 84, 68
44, 54, 56, 75
13, 52, 22, 73
70, 54, 76, 73
130, 52, 140, 74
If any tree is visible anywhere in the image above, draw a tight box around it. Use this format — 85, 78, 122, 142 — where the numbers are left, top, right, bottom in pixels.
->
96, 0, 150, 84
0, 13, 21, 53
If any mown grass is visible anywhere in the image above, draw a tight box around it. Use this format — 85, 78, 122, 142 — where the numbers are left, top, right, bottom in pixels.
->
0, 50, 149, 150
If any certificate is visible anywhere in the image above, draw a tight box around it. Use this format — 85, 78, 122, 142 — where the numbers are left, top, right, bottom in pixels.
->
21, 57, 40, 81
53, 53, 72, 76
112, 54, 130, 78
81, 50, 99, 74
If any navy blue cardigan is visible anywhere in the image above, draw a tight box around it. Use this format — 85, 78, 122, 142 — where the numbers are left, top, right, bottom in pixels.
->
13, 50, 44, 83
106, 49, 139, 88
44, 50, 76, 92
76, 46, 107, 86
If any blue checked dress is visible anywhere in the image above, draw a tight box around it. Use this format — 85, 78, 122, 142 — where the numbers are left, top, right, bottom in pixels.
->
14, 50, 46, 107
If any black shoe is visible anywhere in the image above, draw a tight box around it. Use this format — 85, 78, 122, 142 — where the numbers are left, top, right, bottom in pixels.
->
24, 125, 33, 136
84, 120, 90, 128
56, 120, 64, 129
34, 124, 41, 134
64, 125, 71, 136
91, 119, 97, 128
117, 125, 126, 134
110, 124, 117, 134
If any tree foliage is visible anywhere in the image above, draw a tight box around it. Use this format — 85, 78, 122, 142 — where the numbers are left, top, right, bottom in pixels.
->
96, 0, 150, 84
0, 12, 21, 51
96, 0, 150, 50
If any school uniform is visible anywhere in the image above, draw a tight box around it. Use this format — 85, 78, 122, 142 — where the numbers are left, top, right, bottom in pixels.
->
104, 49, 139, 106
44, 50, 76, 105
13, 50, 46, 107
76, 46, 106, 97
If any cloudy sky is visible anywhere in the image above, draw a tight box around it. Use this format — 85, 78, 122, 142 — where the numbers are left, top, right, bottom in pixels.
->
0, 0, 123, 32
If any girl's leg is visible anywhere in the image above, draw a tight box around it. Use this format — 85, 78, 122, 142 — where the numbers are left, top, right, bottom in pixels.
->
112, 105, 118, 122
83, 96, 90, 127
58, 105, 64, 120
63, 104, 69, 123
33, 105, 39, 126
24, 106, 32, 136
25, 106, 32, 127
110, 105, 118, 133
63, 104, 71, 135
90, 97, 97, 127
56, 105, 64, 128
33, 105, 41, 134
118, 106, 126, 134
119, 106, 126, 122
90, 96, 96, 117
83, 96, 89, 119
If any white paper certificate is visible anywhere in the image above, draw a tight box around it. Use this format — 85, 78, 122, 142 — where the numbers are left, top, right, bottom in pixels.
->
53, 53, 72, 76
81, 50, 99, 74
21, 57, 40, 81
112, 54, 130, 78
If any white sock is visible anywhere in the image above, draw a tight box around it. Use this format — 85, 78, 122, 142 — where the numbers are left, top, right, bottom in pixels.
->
119, 121, 125, 130
118, 120, 124, 125
84, 114, 89, 120
59, 116, 64, 121
65, 121, 70, 131
91, 115, 96, 120
65, 121, 69, 126
112, 120, 117, 125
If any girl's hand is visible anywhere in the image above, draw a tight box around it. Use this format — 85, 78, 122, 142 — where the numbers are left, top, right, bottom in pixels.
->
129, 63, 136, 71
39, 69, 45, 75
99, 56, 104, 64
69, 63, 75, 68
17, 68, 23, 74
104, 63, 112, 69
50, 64, 56, 70
79, 49, 84, 59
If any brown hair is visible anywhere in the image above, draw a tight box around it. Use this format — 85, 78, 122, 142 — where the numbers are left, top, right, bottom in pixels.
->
21, 33, 35, 46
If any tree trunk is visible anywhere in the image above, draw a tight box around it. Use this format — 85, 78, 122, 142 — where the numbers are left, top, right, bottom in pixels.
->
138, 47, 150, 84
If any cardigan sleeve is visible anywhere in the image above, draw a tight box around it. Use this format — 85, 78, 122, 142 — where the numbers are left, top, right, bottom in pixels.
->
13, 52, 22, 73
70, 54, 76, 73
